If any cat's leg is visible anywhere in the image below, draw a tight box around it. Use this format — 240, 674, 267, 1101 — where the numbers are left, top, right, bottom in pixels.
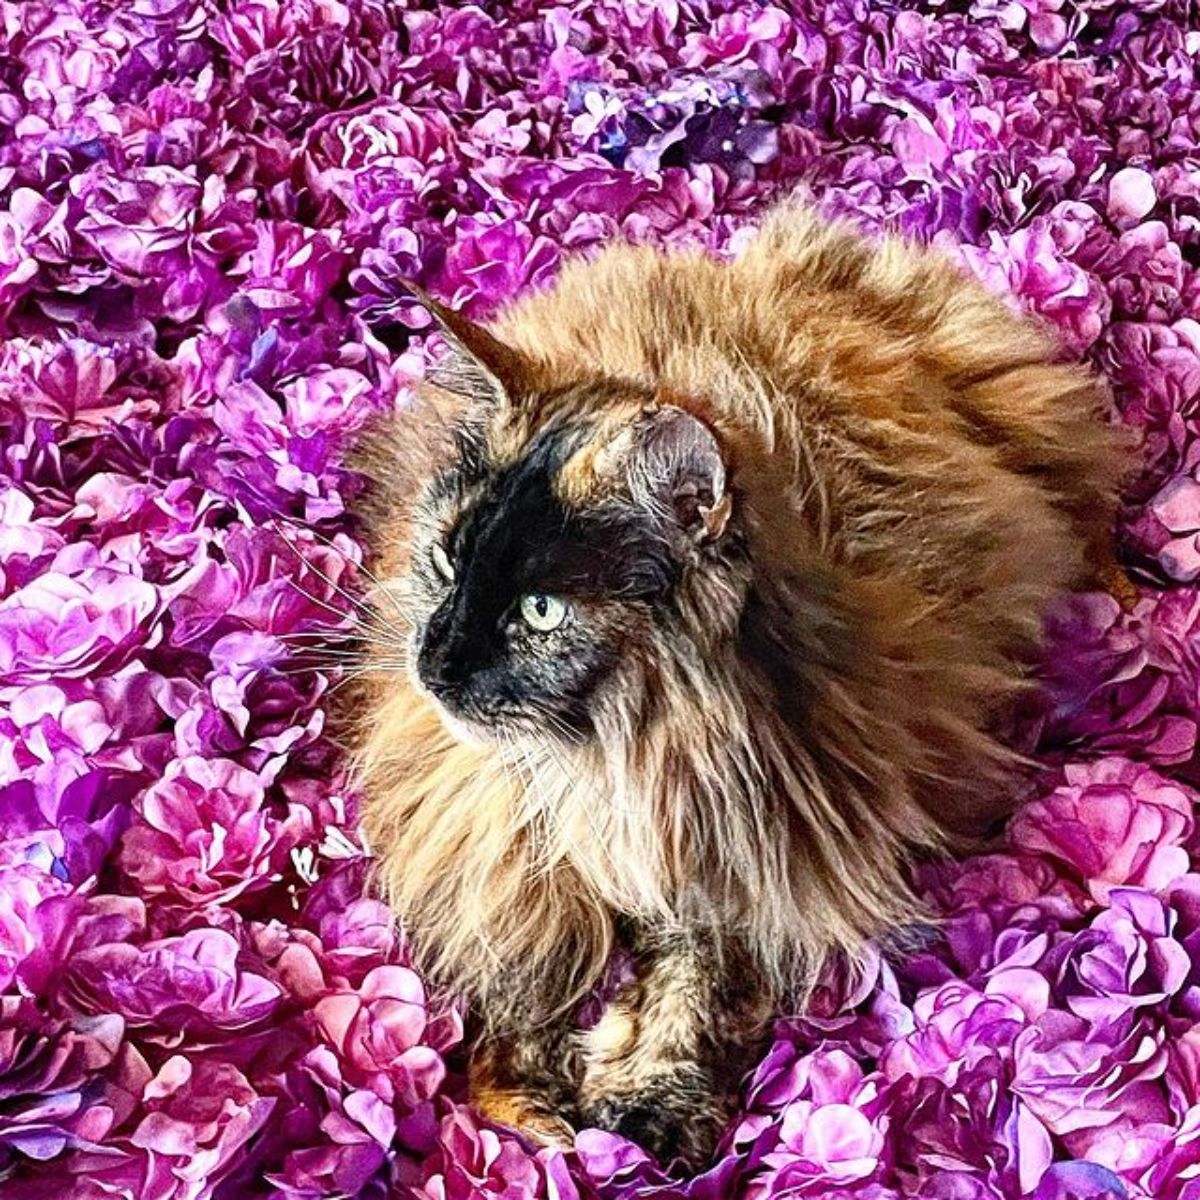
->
468, 1014, 582, 1148
575, 928, 772, 1169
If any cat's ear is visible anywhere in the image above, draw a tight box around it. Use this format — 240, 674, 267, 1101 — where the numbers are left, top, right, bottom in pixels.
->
625, 406, 731, 542
400, 283, 526, 404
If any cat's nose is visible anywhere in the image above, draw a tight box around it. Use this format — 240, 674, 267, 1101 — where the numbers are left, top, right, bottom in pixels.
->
416, 636, 478, 710
417, 641, 462, 691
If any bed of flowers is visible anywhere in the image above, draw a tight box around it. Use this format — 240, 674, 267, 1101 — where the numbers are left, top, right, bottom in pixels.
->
2, 2, 1199, 1197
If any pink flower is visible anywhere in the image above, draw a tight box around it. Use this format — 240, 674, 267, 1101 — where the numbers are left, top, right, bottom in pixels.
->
0, 861, 78, 994
0, 567, 160, 684
1146, 1102, 1200, 1200
120, 756, 309, 905
0, 194, 44, 318
127, 1057, 275, 1200
1108, 167, 1157, 226
1147, 471, 1200, 581
417, 1106, 575, 1200
1011, 759, 1196, 902
958, 213, 1111, 352
314, 965, 447, 1107
302, 101, 456, 210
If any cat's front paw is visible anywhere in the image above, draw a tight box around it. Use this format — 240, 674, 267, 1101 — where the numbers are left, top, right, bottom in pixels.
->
582, 1083, 726, 1171
471, 1084, 577, 1150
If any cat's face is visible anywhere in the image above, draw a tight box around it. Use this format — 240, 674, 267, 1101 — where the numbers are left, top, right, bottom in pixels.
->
407, 400, 730, 742
391, 298, 734, 743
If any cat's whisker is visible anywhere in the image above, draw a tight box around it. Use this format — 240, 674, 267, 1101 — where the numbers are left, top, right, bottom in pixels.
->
274, 597, 411, 657
296, 521, 417, 633
323, 665, 392, 697
277, 629, 364, 647
273, 656, 408, 678
282, 575, 363, 626
272, 521, 386, 629
277, 627, 362, 641
278, 650, 370, 669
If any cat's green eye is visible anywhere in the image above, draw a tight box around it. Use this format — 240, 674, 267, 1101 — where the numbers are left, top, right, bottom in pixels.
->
520, 593, 568, 632
430, 541, 455, 583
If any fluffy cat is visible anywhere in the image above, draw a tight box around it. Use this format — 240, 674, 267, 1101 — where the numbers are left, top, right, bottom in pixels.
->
344, 204, 1129, 1166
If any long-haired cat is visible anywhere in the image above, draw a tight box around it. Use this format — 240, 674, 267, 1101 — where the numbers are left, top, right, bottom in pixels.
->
345, 204, 1129, 1167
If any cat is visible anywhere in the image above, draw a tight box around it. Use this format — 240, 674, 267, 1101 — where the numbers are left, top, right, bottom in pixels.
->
343, 203, 1130, 1167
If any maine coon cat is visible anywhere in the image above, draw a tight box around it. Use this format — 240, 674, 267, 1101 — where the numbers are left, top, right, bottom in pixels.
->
345, 204, 1129, 1167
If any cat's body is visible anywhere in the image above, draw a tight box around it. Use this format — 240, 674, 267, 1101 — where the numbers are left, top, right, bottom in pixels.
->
347, 206, 1128, 1166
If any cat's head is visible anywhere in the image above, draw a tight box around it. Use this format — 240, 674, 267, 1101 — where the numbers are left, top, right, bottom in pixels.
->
386, 293, 743, 744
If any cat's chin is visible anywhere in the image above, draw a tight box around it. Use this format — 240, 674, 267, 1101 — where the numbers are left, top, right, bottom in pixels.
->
434, 707, 568, 750
435, 709, 505, 747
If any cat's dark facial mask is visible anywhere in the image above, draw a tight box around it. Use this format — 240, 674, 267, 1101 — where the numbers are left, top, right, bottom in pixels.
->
407, 405, 729, 741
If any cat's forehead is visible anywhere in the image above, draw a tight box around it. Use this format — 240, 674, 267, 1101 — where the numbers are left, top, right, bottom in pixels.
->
419, 392, 679, 599
479, 392, 652, 509
422, 386, 648, 518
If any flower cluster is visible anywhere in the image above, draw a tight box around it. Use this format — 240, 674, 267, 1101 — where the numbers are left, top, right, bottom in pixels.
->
3, 1, 1200, 1197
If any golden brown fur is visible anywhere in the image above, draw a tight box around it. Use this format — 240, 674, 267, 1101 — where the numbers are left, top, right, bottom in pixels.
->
347, 203, 1130, 1162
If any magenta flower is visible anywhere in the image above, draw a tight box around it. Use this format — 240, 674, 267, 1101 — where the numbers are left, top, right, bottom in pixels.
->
753, 1097, 887, 1193
1012, 1012, 1170, 1147
127, 1057, 276, 1200
118, 755, 309, 905
0, 567, 160, 684
1145, 1102, 1200, 1200
436, 215, 560, 316
0, 861, 77, 995
417, 1105, 581, 1200
1010, 759, 1196, 902
959, 215, 1111, 352
4, 1, 1200, 1197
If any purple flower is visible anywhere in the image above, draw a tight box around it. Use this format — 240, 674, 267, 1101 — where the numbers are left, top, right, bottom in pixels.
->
888, 1057, 1053, 1197
1012, 1012, 1170, 1149
266, 1045, 400, 1198
1032, 1161, 1128, 1200
882, 980, 1037, 1089
1027, 593, 1199, 767
237, 223, 348, 319
0, 193, 45, 318
67, 927, 281, 1037
0, 998, 126, 1172
1051, 888, 1191, 1022
436, 215, 561, 316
